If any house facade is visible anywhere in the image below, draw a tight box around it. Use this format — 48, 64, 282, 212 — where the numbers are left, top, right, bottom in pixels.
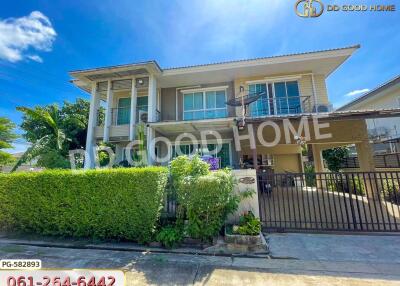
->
70, 45, 379, 174
338, 75, 400, 154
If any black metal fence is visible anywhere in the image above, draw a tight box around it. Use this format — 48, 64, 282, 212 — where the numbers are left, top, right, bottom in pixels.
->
162, 186, 177, 218
341, 153, 400, 169
257, 171, 400, 232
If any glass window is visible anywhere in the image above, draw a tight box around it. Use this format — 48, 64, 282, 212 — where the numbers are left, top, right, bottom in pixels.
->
117, 98, 131, 125
206, 91, 216, 109
216, 91, 225, 108
286, 81, 301, 113
193, 92, 203, 109
137, 96, 148, 111
248, 84, 268, 117
183, 89, 227, 120
273, 81, 301, 115
184, 94, 193, 110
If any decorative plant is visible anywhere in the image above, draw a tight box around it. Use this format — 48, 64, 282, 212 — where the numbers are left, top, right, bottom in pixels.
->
156, 224, 184, 249
304, 163, 316, 187
169, 155, 240, 242
232, 211, 261, 236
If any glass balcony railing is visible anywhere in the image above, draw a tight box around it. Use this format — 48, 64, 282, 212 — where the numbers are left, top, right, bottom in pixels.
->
248, 95, 313, 117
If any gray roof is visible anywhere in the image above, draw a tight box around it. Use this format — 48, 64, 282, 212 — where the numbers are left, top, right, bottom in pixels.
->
337, 74, 400, 111
69, 45, 360, 75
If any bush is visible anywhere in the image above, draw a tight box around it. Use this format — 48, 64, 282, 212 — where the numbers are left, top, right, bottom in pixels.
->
156, 224, 183, 249
169, 155, 240, 242
180, 170, 239, 241
0, 167, 168, 243
234, 211, 261, 236
382, 179, 400, 204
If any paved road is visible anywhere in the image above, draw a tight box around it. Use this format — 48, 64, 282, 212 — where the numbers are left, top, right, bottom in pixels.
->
1, 234, 400, 285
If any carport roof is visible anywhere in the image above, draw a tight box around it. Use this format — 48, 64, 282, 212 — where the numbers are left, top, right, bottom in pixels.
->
245, 108, 400, 122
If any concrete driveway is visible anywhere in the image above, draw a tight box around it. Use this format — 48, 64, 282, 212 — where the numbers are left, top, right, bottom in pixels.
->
267, 233, 400, 263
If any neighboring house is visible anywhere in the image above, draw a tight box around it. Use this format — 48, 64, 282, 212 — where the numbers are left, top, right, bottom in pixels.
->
338, 75, 400, 154
70, 45, 399, 174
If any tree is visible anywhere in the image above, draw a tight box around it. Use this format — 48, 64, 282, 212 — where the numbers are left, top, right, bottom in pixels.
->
12, 105, 70, 171
13, 99, 104, 171
322, 146, 349, 172
0, 117, 18, 167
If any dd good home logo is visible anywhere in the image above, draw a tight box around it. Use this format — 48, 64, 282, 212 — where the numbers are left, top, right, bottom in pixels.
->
295, 0, 324, 17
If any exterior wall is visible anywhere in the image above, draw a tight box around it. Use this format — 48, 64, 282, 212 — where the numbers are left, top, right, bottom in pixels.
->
240, 144, 303, 173
160, 87, 176, 121
298, 74, 329, 105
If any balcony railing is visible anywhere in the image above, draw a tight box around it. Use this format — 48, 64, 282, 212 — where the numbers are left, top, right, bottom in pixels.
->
247, 95, 312, 117
97, 107, 160, 126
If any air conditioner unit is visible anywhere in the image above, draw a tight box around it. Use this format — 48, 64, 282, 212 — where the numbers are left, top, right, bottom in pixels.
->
138, 110, 148, 124
313, 104, 333, 113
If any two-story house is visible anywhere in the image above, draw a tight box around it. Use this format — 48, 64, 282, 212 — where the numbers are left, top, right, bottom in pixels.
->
70, 45, 383, 174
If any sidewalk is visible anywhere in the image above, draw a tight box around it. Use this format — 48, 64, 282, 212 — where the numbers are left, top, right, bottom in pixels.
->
1, 237, 400, 285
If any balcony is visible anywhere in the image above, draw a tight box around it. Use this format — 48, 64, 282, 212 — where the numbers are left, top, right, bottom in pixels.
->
247, 95, 312, 117
95, 106, 160, 140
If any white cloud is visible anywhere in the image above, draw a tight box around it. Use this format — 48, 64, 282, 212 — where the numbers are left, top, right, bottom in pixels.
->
0, 11, 56, 63
345, 88, 370, 97
27, 54, 43, 63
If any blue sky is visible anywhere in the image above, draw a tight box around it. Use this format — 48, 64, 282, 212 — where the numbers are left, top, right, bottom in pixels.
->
1, 0, 399, 152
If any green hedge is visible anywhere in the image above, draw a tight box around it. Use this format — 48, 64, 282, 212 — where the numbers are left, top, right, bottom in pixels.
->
0, 167, 168, 243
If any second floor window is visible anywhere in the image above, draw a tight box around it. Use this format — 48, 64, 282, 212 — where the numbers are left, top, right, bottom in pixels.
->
183, 90, 227, 120
248, 80, 301, 116
116, 96, 148, 125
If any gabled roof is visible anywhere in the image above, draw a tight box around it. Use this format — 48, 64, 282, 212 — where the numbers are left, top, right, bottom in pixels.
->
163, 45, 360, 72
337, 74, 400, 111
69, 45, 360, 90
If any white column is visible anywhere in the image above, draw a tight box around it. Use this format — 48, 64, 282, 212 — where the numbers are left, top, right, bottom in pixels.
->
103, 80, 113, 142
129, 77, 137, 141
148, 74, 157, 122
147, 74, 157, 165
85, 82, 100, 169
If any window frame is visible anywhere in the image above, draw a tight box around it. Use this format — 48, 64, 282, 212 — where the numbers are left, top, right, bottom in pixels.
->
182, 87, 228, 120
247, 80, 302, 116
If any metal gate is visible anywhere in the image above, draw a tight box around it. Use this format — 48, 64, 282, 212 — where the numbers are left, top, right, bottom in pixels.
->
257, 171, 400, 232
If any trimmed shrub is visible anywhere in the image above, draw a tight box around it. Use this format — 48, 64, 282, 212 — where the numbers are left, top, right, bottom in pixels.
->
179, 170, 239, 241
0, 167, 168, 243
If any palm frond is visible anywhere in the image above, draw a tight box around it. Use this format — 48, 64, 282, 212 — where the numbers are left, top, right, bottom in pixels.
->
11, 135, 51, 172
